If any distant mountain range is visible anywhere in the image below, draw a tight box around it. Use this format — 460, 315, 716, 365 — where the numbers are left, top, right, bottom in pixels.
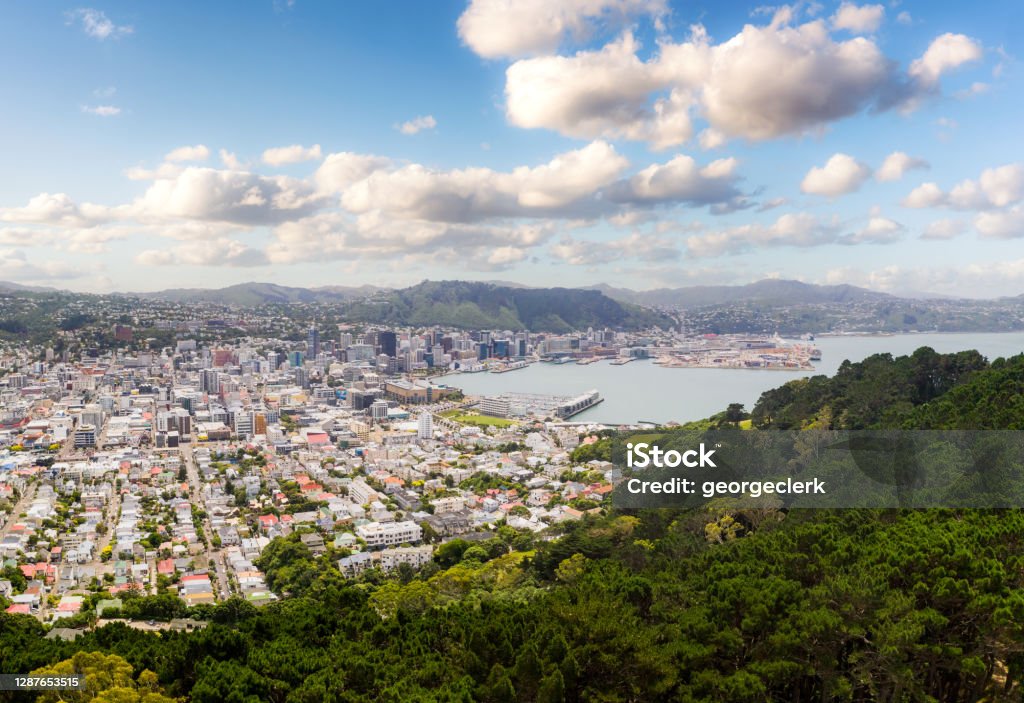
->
124, 278, 905, 308
2, 277, 1022, 334
132, 282, 384, 306
586, 279, 896, 308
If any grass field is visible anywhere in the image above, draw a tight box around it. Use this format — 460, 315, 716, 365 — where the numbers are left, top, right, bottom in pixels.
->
441, 410, 516, 428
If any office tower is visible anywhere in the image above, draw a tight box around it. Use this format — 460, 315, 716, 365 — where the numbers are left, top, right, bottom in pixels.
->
199, 369, 220, 394
307, 326, 320, 357
379, 330, 398, 358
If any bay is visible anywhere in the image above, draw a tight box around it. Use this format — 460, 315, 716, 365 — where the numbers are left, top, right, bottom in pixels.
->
442, 333, 1024, 424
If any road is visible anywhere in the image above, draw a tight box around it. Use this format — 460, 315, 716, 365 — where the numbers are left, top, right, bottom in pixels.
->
180, 443, 232, 601
0, 482, 36, 542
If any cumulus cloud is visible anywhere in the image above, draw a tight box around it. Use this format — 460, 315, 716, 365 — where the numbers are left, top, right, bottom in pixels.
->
505, 33, 693, 150
902, 182, 946, 209
839, 215, 903, 244
921, 218, 967, 240
165, 144, 210, 162
801, 153, 871, 196
262, 144, 323, 166
219, 149, 243, 170
0, 193, 113, 228
457, 0, 667, 59
66, 8, 133, 40
606, 155, 742, 206
831, 3, 885, 33
550, 231, 681, 266
902, 164, 1024, 210
265, 211, 554, 272
685, 212, 841, 257
81, 105, 121, 117
500, 13, 984, 148
823, 259, 1024, 298
909, 33, 984, 87
396, 115, 437, 135
134, 167, 324, 225
314, 152, 392, 194
0, 226, 131, 254
341, 140, 629, 221
136, 238, 268, 267
974, 207, 1024, 239
0, 248, 90, 281
876, 151, 929, 182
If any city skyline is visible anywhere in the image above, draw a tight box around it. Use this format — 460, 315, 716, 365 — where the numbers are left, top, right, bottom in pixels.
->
1, 0, 1022, 297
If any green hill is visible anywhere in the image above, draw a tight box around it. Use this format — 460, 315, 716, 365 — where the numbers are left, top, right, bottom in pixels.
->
345, 280, 674, 331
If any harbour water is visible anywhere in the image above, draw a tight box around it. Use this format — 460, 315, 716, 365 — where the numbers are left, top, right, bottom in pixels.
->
444, 333, 1024, 425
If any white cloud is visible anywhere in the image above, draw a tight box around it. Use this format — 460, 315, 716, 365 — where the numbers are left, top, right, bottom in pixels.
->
314, 152, 392, 194
974, 207, 1024, 239
840, 215, 903, 244
124, 163, 183, 181
134, 167, 324, 225
265, 211, 554, 272
902, 164, 1024, 210
261, 144, 323, 166
66, 8, 133, 40
0, 193, 113, 228
219, 149, 243, 170
954, 81, 989, 99
505, 33, 693, 150
756, 196, 788, 212
896, 11, 912, 25
823, 259, 1024, 298
801, 153, 871, 196
457, 0, 667, 59
909, 33, 983, 87
875, 151, 929, 182
165, 144, 210, 162
396, 115, 437, 135
550, 231, 681, 266
698, 128, 727, 150
606, 155, 742, 205
341, 140, 629, 221
81, 105, 121, 117
831, 3, 885, 33
0, 248, 92, 282
499, 13, 983, 147
136, 238, 268, 267
0, 226, 131, 254
902, 182, 945, 208
921, 218, 967, 240
685, 212, 841, 257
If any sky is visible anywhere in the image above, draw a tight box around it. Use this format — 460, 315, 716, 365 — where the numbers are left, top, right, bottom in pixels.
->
0, 0, 1022, 297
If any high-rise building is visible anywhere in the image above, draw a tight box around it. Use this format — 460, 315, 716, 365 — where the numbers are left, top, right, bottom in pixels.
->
307, 326, 320, 357
199, 369, 220, 394
379, 330, 398, 357
417, 412, 433, 440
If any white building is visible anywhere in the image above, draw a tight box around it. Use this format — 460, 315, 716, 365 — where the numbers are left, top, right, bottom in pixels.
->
355, 520, 423, 548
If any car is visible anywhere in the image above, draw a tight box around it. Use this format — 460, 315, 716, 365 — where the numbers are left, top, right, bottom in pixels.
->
147, 619, 156, 626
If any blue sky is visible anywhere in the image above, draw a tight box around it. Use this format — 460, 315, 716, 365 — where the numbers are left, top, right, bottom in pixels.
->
0, 0, 1021, 296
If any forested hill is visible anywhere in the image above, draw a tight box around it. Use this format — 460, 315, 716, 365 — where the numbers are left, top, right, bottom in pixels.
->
343, 280, 674, 332
4, 347, 1024, 702
749, 346, 1024, 429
